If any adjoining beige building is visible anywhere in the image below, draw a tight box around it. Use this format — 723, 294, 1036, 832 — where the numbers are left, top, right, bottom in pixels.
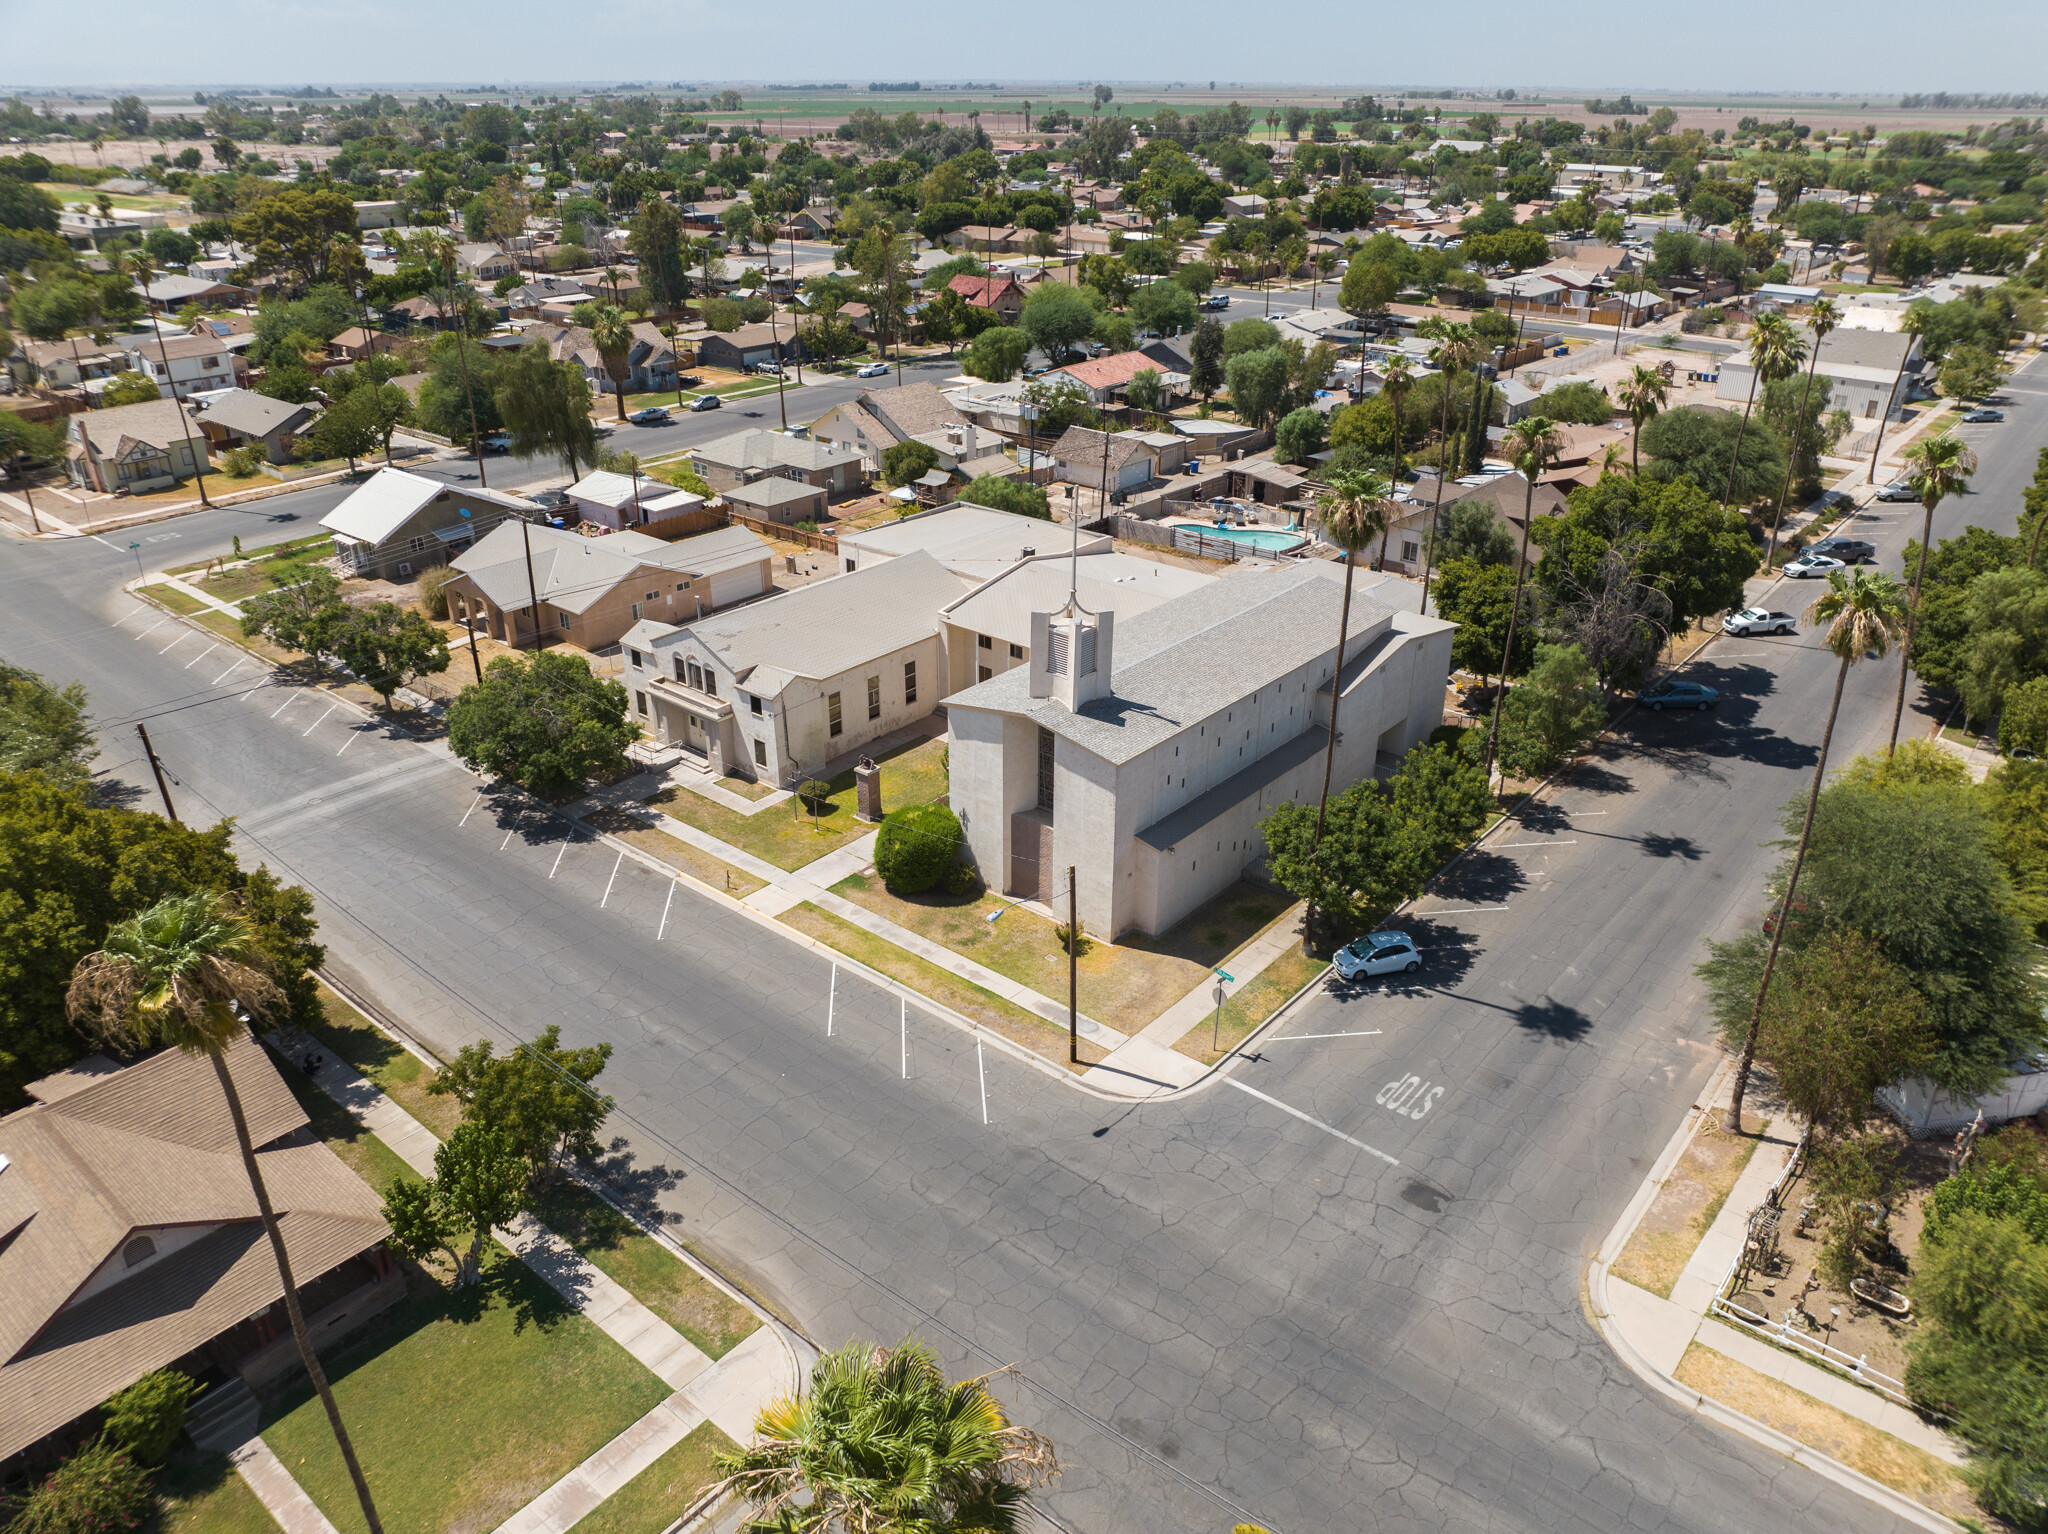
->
445, 520, 772, 651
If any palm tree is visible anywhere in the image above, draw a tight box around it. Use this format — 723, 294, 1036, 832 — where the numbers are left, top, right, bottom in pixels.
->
1887, 431, 1977, 755
714, 1337, 1058, 1532
1615, 363, 1669, 474
1725, 569, 1910, 1130
1378, 357, 1414, 566
67, 893, 387, 1534
125, 250, 212, 508
1720, 312, 1804, 512
1762, 296, 1840, 569
1484, 416, 1562, 781
1305, 468, 1393, 953
1415, 318, 1478, 618
586, 303, 635, 422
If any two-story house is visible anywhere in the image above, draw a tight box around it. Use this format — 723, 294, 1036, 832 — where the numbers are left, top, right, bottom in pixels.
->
127, 333, 242, 400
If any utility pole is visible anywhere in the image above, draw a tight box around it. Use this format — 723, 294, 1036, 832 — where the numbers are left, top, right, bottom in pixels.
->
136, 723, 178, 822
767, 296, 788, 430
18, 479, 42, 535
463, 611, 483, 684
1067, 866, 1080, 1064
520, 514, 544, 649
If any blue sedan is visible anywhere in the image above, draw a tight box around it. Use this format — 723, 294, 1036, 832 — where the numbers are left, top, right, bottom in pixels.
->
1638, 679, 1719, 712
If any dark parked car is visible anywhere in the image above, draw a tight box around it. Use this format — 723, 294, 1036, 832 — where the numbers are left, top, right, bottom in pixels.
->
1638, 678, 1720, 712
1806, 537, 1875, 563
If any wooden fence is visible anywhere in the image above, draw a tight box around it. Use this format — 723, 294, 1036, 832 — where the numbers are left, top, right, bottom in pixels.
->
727, 509, 838, 552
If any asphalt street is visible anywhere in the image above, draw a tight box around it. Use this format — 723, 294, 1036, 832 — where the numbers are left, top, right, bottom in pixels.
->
3, 350, 2041, 1531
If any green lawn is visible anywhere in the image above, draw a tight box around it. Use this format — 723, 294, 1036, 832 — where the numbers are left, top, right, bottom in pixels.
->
571, 1422, 737, 1534
159, 1449, 282, 1534
302, 983, 465, 1140
262, 1251, 670, 1534
180, 535, 335, 603
274, 1052, 422, 1198
529, 1181, 760, 1362
150, 583, 213, 615
648, 736, 948, 872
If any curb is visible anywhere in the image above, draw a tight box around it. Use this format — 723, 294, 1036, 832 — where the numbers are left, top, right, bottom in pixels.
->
1584, 1062, 1965, 1534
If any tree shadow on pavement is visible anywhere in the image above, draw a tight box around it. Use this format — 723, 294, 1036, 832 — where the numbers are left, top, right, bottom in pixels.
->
1555, 757, 1634, 797
1513, 995, 1595, 1042
591, 1137, 685, 1227
1425, 848, 1528, 908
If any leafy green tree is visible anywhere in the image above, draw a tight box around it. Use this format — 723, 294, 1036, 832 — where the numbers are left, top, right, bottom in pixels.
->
875, 803, 962, 895
1760, 372, 1835, 506
447, 649, 634, 800
66, 892, 384, 1534
0, 662, 95, 789
713, 1337, 1059, 1531
1428, 498, 1516, 567
101, 1369, 200, 1463
628, 196, 690, 312
1434, 557, 1533, 691
1339, 260, 1398, 318
1130, 279, 1197, 337
1639, 405, 1786, 507
1124, 368, 1165, 417
1537, 381, 1613, 426
102, 370, 162, 407
1938, 342, 2008, 403
881, 440, 941, 486
1017, 282, 1097, 363
1750, 931, 1934, 1135
0, 176, 62, 233
231, 187, 361, 292
1224, 346, 1290, 429
2000, 676, 2048, 758
958, 474, 1048, 519
1955, 567, 2048, 726
383, 1123, 530, 1286
428, 1023, 613, 1188
1188, 317, 1225, 401
1492, 642, 1604, 779
302, 389, 382, 471
1274, 407, 1327, 465
240, 565, 351, 677
1717, 571, 1911, 1130
962, 325, 1028, 383
1222, 317, 1280, 357
494, 342, 598, 481
331, 602, 450, 708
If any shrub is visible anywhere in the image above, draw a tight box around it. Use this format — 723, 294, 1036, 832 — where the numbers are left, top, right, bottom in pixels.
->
220, 444, 263, 476
416, 563, 458, 619
874, 801, 961, 895
1999, 675, 2048, 757
1054, 922, 1092, 958
9, 1441, 155, 1534
99, 1369, 198, 1464
943, 863, 980, 897
796, 778, 832, 813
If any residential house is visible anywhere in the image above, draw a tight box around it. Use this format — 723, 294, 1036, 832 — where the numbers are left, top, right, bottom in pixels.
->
690, 427, 866, 500
444, 520, 771, 650
1716, 326, 1922, 425
1272, 308, 1369, 350
693, 322, 806, 373
353, 200, 402, 228
191, 389, 320, 465
723, 477, 829, 525
1050, 425, 1164, 493
127, 333, 241, 400
326, 327, 400, 363
810, 383, 965, 469
776, 208, 834, 240
948, 225, 1030, 255
504, 276, 591, 318
189, 313, 256, 343
532, 321, 679, 395
67, 399, 209, 493
1048, 351, 1189, 408
135, 274, 247, 314
319, 466, 538, 581
946, 561, 1455, 937
0, 1036, 398, 1463
835, 502, 1100, 580
12, 337, 125, 392
564, 468, 707, 532
385, 295, 456, 331
455, 243, 518, 281
1435, 472, 1568, 565
946, 274, 1026, 321
621, 551, 962, 780
1220, 194, 1269, 220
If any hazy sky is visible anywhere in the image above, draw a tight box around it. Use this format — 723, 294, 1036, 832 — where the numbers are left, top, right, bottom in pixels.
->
5, 0, 2045, 96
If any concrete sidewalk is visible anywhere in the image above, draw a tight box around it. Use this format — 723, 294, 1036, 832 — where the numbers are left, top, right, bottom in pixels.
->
1588, 1061, 1966, 1534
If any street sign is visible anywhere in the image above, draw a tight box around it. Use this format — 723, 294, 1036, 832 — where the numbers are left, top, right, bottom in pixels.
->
1215, 969, 1234, 984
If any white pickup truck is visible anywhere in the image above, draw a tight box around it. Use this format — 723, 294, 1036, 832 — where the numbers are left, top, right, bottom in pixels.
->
1722, 607, 1797, 636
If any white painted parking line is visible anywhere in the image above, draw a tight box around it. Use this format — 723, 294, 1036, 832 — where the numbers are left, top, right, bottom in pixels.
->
657, 877, 677, 940
182, 641, 220, 670
1496, 839, 1578, 849
212, 657, 247, 685
303, 703, 338, 736
336, 728, 361, 756
133, 617, 168, 642
270, 693, 297, 719
549, 838, 569, 878
459, 790, 484, 826
500, 812, 523, 851
1224, 1078, 1400, 1166
1265, 1029, 1384, 1042
600, 851, 624, 907
158, 632, 189, 655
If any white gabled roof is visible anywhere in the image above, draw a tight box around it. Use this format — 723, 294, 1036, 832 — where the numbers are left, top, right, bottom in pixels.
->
567, 470, 643, 512
320, 467, 534, 546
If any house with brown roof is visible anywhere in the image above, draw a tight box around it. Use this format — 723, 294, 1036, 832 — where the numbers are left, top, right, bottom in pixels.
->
947, 225, 1030, 255
1436, 472, 1567, 567
192, 389, 321, 465
693, 322, 806, 373
0, 1036, 397, 1463
945, 274, 1026, 321
809, 382, 966, 469
326, 326, 400, 363
1048, 350, 1188, 407
66, 399, 211, 493
1050, 425, 1165, 493
11, 337, 126, 392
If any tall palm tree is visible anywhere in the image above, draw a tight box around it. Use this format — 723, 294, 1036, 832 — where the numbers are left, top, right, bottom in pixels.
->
714, 1337, 1058, 1532
1725, 568, 1910, 1130
1415, 318, 1477, 618
1762, 296, 1840, 569
1305, 469, 1393, 953
67, 893, 386, 1534
125, 250, 213, 509
1615, 363, 1669, 474
1721, 312, 1804, 512
1378, 357, 1414, 566
1484, 416, 1562, 781
1887, 431, 1977, 755
586, 302, 635, 422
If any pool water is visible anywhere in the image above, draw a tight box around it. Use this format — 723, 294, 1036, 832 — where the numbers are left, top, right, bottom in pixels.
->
1186, 524, 1306, 553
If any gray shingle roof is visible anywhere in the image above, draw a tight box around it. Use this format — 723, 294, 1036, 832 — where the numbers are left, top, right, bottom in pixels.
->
947, 562, 1399, 765
195, 389, 314, 438
693, 428, 863, 475
454, 521, 768, 615
863, 382, 964, 443
725, 477, 824, 509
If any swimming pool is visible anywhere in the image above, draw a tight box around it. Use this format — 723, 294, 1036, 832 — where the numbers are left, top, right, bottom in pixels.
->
1183, 524, 1307, 554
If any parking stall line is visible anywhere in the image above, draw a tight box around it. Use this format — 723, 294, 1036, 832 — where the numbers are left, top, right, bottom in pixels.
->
501, 812, 524, 851
657, 877, 677, 940
600, 851, 624, 907
157, 632, 189, 655
337, 728, 361, 756
303, 703, 338, 736
1496, 839, 1578, 849
133, 617, 168, 642
270, 693, 297, 719
182, 642, 220, 670
213, 657, 247, 686
459, 790, 484, 826
549, 838, 570, 878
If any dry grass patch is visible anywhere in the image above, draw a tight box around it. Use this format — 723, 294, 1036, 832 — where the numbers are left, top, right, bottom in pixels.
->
1673, 1345, 1975, 1520
1174, 948, 1327, 1065
1610, 1111, 1771, 1298
779, 903, 1105, 1073
585, 808, 767, 898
